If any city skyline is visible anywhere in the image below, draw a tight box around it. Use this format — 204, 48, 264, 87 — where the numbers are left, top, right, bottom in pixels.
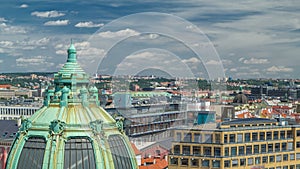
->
0, 0, 300, 79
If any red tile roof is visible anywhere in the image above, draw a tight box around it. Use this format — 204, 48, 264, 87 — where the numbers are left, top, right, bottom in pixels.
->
131, 142, 141, 155
0, 84, 11, 89
139, 157, 168, 169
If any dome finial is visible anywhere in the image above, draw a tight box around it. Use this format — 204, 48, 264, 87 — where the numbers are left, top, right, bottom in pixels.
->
67, 39, 76, 63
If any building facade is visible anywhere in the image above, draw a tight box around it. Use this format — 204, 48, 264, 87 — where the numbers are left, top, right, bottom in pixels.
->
0, 106, 40, 120
0, 120, 18, 169
169, 118, 300, 169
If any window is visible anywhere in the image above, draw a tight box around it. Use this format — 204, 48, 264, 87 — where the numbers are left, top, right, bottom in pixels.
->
183, 146, 190, 155
248, 158, 253, 165
64, 137, 96, 169
274, 131, 279, 140
297, 142, 300, 148
202, 160, 209, 167
287, 130, 293, 139
296, 153, 300, 160
254, 145, 259, 154
297, 130, 300, 137
240, 158, 246, 166
191, 159, 199, 166
232, 159, 238, 167
224, 160, 230, 168
239, 146, 245, 155
237, 134, 243, 143
275, 143, 280, 151
262, 156, 268, 163
17, 137, 46, 169
194, 133, 202, 143
276, 155, 282, 162
283, 154, 288, 161
213, 160, 220, 168
252, 132, 258, 141
290, 153, 295, 160
176, 133, 182, 141
246, 145, 252, 155
290, 165, 295, 169
183, 133, 191, 142
260, 132, 265, 141
267, 132, 272, 140
270, 155, 275, 162
108, 135, 133, 169
204, 147, 211, 156
255, 157, 261, 164
231, 147, 237, 156
214, 147, 221, 157
215, 133, 220, 143
245, 133, 250, 142
261, 144, 266, 153
181, 158, 188, 165
288, 142, 294, 151
224, 134, 228, 143
281, 131, 286, 139
224, 147, 229, 156
193, 146, 200, 155
282, 143, 287, 151
268, 144, 273, 153
205, 134, 212, 143
174, 145, 180, 154
230, 134, 235, 143
170, 157, 178, 165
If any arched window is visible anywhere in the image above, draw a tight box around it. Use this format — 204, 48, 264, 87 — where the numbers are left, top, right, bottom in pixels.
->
17, 137, 46, 169
64, 137, 96, 169
108, 135, 133, 169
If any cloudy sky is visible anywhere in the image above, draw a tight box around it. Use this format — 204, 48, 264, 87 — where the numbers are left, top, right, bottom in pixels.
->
0, 0, 299, 79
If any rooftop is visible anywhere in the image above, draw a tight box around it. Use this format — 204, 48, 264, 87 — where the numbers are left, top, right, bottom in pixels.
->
0, 120, 18, 141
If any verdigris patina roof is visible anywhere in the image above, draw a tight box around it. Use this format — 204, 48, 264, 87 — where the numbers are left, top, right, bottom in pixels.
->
6, 43, 138, 169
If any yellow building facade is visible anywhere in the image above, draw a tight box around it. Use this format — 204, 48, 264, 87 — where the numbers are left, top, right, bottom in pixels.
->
169, 118, 300, 169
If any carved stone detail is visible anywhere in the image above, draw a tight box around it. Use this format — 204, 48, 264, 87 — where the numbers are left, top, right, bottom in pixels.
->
49, 120, 66, 135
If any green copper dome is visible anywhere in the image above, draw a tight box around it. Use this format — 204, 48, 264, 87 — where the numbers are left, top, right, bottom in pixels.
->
5, 43, 138, 169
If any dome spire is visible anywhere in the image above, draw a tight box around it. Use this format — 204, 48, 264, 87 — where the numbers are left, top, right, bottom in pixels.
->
67, 40, 77, 63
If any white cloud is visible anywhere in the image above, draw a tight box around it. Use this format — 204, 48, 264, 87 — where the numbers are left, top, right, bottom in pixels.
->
75, 21, 104, 28
221, 59, 232, 65
229, 68, 237, 72
127, 51, 154, 59
238, 57, 244, 62
266, 66, 293, 72
98, 28, 139, 38
0, 22, 26, 34
19, 4, 28, 8
139, 33, 160, 40
0, 59, 3, 63
44, 20, 69, 26
0, 41, 14, 47
182, 57, 201, 64
243, 58, 269, 64
16, 55, 52, 67
115, 50, 195, 77
31, 10, 65, 18
0, 17, 7, 22
205, 60, 222, 65
235, 71, 261, 77
55, 41, 105, 59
